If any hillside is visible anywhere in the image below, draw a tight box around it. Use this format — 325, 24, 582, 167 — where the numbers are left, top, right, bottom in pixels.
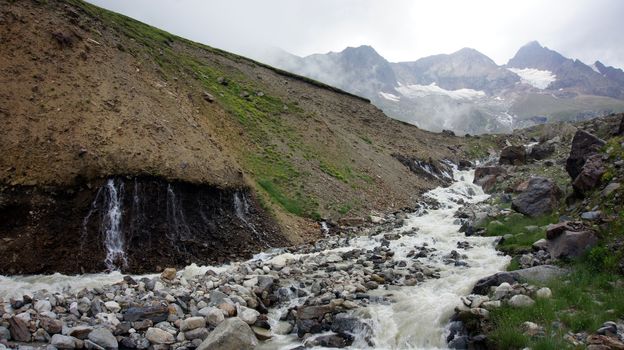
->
0, 0, 490, 273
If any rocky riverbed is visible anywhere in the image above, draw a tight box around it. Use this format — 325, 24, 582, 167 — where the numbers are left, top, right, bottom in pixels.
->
0, 168, 510, 350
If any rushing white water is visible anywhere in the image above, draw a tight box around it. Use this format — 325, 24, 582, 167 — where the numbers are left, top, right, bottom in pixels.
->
258, 168, 509, 349
102, 179, 127, 271
0, 168, 508, 349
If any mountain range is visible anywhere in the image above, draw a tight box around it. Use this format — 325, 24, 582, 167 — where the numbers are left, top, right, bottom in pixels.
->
256, 41, 624, 134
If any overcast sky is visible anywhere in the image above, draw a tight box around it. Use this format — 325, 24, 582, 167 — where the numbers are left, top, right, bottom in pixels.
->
87, 0, 624, 69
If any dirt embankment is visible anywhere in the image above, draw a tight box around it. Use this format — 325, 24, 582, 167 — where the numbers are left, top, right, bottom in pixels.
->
0, 0, 498, 273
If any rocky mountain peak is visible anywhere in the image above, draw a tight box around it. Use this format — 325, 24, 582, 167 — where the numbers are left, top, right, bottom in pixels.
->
507, 40, 566, 71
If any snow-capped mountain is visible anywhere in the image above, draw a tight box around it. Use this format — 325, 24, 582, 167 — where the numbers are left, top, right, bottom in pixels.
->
258, 42, 624, 134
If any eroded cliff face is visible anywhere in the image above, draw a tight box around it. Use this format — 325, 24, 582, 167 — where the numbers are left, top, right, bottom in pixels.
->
0, 177, 283, 274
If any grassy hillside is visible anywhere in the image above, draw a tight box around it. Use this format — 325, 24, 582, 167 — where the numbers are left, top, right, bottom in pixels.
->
0, 0, 500, 242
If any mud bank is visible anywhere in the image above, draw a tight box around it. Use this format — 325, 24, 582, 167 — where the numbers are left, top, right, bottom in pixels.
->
0, 177, 284, 275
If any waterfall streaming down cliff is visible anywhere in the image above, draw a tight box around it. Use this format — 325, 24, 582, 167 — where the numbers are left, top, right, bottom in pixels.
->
101, 179, 127, 271
234, 191, 268, 247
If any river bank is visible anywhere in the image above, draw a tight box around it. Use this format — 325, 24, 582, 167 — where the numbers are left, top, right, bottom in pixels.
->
0, 167, 510, 350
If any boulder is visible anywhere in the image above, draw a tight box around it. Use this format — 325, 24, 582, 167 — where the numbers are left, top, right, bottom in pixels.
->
511, 177, 562, 217
572, 154, 606, 195
473, 166, 506, 192
8, 316, 30, 342
508, 295, 535, 308
196, 317, 258, 350
548, 230, 598, 259
511, 265, 568, 282
51, 334, 77, 349
123, 305, 168, 323
471, 272, 517, 295
307, 334, 353, 348
40, 317, 63, 334
529, 142, 555, 160
536, 287, 552, 299
160, 268, 176, 280
251, 326, 272, 341
144, 327, 175, 345
34, 300, 52, 313
499, 145, 526, 165
179, 317, 206, 331
87, 328, 118, 350
566, 130, 606, 180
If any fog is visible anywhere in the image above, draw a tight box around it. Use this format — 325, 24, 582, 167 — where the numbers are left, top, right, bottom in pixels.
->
87, 0, 624, 69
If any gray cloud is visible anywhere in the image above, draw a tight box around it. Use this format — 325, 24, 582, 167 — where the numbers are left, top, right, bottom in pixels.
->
87, 0, 624, 68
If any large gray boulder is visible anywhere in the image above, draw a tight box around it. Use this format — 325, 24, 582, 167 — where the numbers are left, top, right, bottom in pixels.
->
511, 177, 562, 217
87, 327, 118, 350
196, 317, 257, 350
511, 265, 568, 282
565, 130, 605, 180
548, 230, 598, 259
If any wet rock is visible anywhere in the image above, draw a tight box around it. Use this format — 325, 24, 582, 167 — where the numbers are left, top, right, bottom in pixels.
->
307, 334, 353, 348
508, 295, 535, 308
51, 334, 77, 349
251, 326, 272, 341
499, 145, 526, 165
596, 321, 618, 336
87, 328, 117, 350
471, 272, 516, 295
511, 177, 561, 217
237, 306, 259, 325
566, 130, 606, 180
196, 317, 257, 350
144, 327, 174, 345
573, 154, 606, 195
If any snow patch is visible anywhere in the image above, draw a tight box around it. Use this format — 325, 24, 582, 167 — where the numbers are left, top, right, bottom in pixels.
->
379, 91, 400, 102
508, 68, 556, 89
396, 83, 486, 100
590, 63, 601, 74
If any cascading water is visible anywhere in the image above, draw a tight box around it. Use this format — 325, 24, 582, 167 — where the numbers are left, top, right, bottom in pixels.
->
101, 179, 127, 271
234, 191, 268, 246
0, 168, 508, 349
257, 167, 509, 349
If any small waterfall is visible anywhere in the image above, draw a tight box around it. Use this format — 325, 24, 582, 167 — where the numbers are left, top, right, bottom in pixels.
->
234, 191, 268, 247
166, 184, 192, 249
101, 179, 127, 271
320, 221, 330, 235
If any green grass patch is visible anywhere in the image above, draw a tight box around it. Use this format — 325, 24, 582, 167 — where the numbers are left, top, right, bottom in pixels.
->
482, 214, 558, 254
489, 263, 624, 349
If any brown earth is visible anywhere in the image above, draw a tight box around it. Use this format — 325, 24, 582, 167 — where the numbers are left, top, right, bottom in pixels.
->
0, 0, 502, 273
